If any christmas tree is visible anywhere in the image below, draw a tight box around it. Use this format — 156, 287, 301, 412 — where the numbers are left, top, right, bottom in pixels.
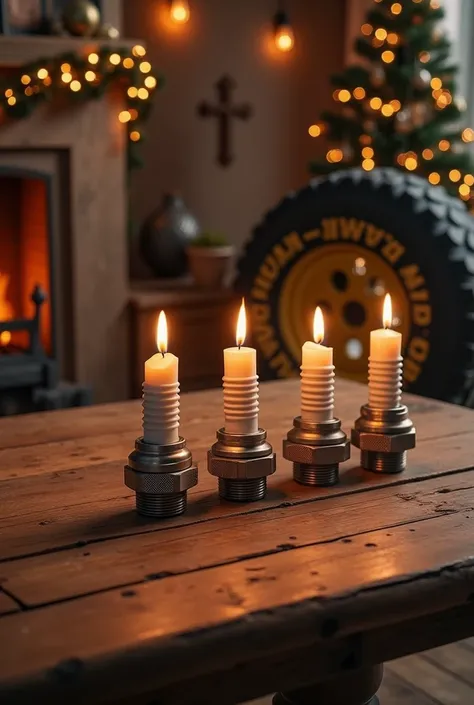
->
309, 0, 474, 203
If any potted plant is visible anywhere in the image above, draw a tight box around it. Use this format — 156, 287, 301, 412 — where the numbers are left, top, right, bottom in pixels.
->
187, 232, 234, 289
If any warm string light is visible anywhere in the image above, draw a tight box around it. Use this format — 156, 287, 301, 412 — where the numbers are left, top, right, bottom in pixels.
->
382, 50, 395, 63
439, 139, 450, 151
2, 48, 158, 151
429, 172, 441, 185
362, 158, 375, 171
391, 3, 402, 15
422, 148, 434, 160
449, 169, 461, 182
462, 128, 474, 143
273, 8, 295, 52
381, 104, 394, 117
336, 89, 351, 103
169, 0, 190, 24
326, 149, 343, 163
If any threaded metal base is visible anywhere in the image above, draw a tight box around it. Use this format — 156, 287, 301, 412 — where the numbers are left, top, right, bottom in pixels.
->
135, 491, 186, 517
361, 450, 407, 474
218, 477, 266, 502
293, 463, 338, 487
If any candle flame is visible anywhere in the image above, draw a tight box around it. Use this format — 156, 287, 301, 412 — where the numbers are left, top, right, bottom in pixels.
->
383, 293, 392, 329
236, 298, 246, 348
313, 306, 324, 344
156, 310, 168, 355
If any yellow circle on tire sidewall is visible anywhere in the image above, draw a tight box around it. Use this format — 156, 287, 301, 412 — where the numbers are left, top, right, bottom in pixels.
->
279, 244, 411, 381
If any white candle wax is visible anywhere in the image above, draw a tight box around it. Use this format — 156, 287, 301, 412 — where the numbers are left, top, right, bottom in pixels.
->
145, 352, 179, 385
369, 328, 402, 361
142, 313, 180, 445
223, 345, 259, 435
368, 295, 403, 409
302, 340, 333, 367
301, 341, 334, 423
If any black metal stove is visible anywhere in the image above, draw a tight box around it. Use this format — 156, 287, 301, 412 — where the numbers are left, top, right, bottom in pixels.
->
0, 285, 90, 416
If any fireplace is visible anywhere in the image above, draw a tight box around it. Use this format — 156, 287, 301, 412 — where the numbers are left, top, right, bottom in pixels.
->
0, 171, 52, 354
0, 63, 129, 405
0, 159, 93, 415
0, 153, 74, 379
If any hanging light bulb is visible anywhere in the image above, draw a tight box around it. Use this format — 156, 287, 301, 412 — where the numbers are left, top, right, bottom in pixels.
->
169, 0, 190, 24
273, 4, 295, 52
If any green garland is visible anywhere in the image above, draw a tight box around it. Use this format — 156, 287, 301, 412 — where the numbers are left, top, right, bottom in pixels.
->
0, 44, 163, 170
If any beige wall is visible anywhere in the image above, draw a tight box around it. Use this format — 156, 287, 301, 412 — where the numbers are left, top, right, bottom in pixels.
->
124, 0, 346, 272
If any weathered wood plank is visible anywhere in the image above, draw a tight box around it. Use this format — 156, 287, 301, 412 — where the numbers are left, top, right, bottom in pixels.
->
0, 511, 473, 705
461, 637, 474, 651
422, 642, 474, 687
1, 426, 473, 561
0, 590, 19, 616
379, 667, 439, 704
389, 654, 474, 705
58, 606, 474, 705
2, 472, 473, 607
0, 379, 470, 456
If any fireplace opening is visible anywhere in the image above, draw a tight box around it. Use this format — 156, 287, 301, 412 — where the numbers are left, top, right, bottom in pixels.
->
0, 174, 52, 355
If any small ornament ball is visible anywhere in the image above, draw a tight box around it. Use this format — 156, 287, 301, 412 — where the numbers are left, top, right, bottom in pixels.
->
62, 0, 101, 37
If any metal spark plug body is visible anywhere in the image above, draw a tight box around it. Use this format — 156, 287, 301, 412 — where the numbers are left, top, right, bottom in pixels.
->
124, 436, 198, 517
208, 427, 276, 502
283, 416, 350, 486
351, 404, 416, 474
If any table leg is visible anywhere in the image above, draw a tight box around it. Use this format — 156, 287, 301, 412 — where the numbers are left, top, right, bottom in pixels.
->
272, 664, 383, 705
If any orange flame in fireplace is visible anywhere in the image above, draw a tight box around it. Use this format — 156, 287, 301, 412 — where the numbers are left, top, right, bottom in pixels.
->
0, 273, 13, 346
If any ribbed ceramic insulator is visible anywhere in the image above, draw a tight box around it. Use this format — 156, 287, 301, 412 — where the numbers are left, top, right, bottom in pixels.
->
223, 375, 259, 435
142, 381, 180, 445
301, 365, 335, 423
368, 357, 403, 409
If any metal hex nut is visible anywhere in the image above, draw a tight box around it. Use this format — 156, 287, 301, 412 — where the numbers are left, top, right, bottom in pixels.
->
124, 464, 198, 494
208, 451, 276, 480
351, 427, 416, 453
283, 439, 350, 466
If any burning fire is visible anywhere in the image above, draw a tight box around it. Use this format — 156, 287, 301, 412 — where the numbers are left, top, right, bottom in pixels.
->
0, 273, 13, 346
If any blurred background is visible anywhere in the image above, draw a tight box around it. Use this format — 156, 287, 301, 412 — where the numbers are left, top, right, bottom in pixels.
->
1, 0, 474, 416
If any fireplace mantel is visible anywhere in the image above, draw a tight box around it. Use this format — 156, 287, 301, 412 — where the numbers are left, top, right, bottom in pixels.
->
0, 65, 130, 402
0, 36, 142, 67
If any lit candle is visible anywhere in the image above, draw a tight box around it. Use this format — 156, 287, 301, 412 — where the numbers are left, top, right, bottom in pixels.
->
143, 310, 180, 445
301, 307, 334, 422
223, 299, 258, 434
368, 293, 402, 409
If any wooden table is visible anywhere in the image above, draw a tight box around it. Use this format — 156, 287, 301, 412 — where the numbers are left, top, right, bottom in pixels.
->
0, 379, 474, 705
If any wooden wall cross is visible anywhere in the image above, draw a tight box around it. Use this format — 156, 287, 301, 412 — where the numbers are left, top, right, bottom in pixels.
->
197, 75, 253, 167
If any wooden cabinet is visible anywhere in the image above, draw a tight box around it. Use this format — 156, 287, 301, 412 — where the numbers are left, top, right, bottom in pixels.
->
130, 284, 240, 395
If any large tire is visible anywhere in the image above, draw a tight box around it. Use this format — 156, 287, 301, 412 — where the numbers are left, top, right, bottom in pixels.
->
236, 168, 474, 405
